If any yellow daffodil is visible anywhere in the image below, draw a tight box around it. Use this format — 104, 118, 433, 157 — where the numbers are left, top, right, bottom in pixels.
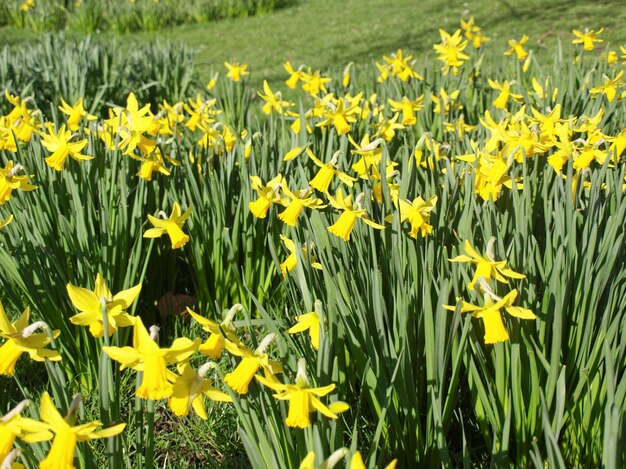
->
349, 134, 384, 180
387, 96, 424, 125
460, 17, 490, 49
168, 362, 231, 419
258, 80, 294, 115
103, 317, 199, 400
36, 392, 125, 469
433, 29, 470, 76
301, 70, 332, 96
350, 451, 397, 469
0, 301, 60, 375
431, 88, 461, 115
40, 124, 92, 171
224, 61, 249, 82
307, 149, 356, 193
283, 144, 309, 162
279, 235, 322, 276
444, 286, 535, 344
376, 113, 404, 141
130, 148, 173, 181
397, 195, 437, 238
0, 161, 37, 205
488, 79, 524, 109
223, 333, 282, 395
58, 98, 96, 131
1, 400, 51, 464
284, 62, 305, 89
326, 189, 385, 241
3, 91, 41, 143
449, 238, 525, 290
316, 94, 361, 135
278, 184, 326, 226
504, 35, 529, 61
256, 358, 349, 428
66, 273, 141, 338
287, 311, 321, 350
186, 304, 241, 359
249, 174, 285, 219
144, 202, 192, 249
589, 71, 624, 102
572, 27, 604, 51
105, 93, 156, 156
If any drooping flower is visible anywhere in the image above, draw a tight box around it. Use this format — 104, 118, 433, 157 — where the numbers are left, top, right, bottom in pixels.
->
0, 302, 60, 376
278, 184, 326, 227
256, 358, 349, 428
572, 27, 604, 51
449, 238, 525, 290
223, 333, 282, 395
36, 392, 126, 469
249, 174, 285, 219
258, 80, 294, 115
307, 149, 356, 193
287, 311, 321, 350
279, 235, 322, 276
326, 189, 384, 241
168, 362, 231, 419
0, 400, 51, 464
504, 35, 530, 61
66, 273, 141, 338
444, 286, 535, 344
186, 304, 241, 359
58, 98, 96, 131
144, 202, 192, 249
103, 317, 199, 400
0, 161, 37, 205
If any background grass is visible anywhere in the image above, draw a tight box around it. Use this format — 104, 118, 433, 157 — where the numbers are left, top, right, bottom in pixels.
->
2, 0, 626, 85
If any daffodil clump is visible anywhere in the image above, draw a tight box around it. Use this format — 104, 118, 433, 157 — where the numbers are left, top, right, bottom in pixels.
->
1, 16, 626, 469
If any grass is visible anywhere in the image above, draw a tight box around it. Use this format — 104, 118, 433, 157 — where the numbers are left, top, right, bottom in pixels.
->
2, 0, 626, 86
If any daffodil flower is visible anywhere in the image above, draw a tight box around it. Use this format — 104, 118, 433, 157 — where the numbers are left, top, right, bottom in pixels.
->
103, 317, 199, 400
40, 124, 92, 171
572, 28, 604, 51
279, 235, 322, 276
449, 238, 525, 290
326, 189, 384, 241
307, 149, 356, 193
186, 304, 241, 359
105, 92, 156, 156
0, 302, 60, 376
1, 400, 51, 464
278, 184, 326, 227
36, 392, 126, 469
387, 96, 424, 125
0, 161, 37, 205
287, 311, 321, 350
444, 286, 535, 344
488, 80, 524, 109
348, 134, 383, 180
589, 71, 624, 102
224, 61, 249, 82
258, 80, 294, 115
316, 95, 359, 135
168, 362, 231, 419
66, 273, 141, 338
433, 29, 470, 76
396, 195, 437, 239
58, 98, 96, 131
249, 174, 285, 219
284, 62, 305, 89
223, 333, 282, 395
144, 202, 192, 249
504, 35, 530, 61
255, 358, 349, 428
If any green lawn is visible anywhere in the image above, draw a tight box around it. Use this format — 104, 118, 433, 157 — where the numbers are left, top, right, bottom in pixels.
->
2, 0, 626, 85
